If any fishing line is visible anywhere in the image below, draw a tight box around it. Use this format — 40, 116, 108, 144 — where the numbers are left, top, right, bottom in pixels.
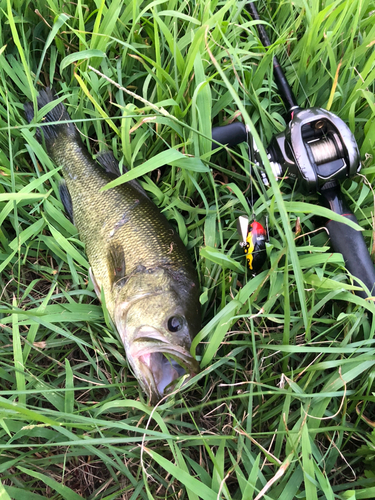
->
248, 0, 312, 109
247, 1, 341, 167
247, 127, 256, 221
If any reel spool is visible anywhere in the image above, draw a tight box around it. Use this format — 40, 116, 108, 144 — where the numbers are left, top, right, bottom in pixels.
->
308, 130, 346, 166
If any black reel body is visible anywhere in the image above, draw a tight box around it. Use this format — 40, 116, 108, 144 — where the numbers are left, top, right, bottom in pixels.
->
260, 108, 361, 192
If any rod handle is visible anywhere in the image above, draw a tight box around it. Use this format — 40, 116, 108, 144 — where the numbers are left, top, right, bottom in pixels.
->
321, 186, 375, 298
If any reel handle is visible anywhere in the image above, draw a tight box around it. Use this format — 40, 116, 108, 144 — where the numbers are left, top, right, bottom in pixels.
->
321, 185, 375, 298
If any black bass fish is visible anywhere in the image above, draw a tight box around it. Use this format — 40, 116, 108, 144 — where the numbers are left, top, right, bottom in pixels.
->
25, 89, 201, 404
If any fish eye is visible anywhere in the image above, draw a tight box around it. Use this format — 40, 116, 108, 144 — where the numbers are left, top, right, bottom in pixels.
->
167, 315, 184, 332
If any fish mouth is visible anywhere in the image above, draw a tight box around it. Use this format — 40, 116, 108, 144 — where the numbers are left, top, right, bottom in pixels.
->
129, 327, 199, 404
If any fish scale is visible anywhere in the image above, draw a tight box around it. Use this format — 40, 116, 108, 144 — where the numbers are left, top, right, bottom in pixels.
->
25, 88, 201, 404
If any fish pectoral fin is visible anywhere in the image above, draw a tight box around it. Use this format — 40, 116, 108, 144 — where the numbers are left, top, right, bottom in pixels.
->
89, 267, 102, 301
59, 180, 74, 223
107, 241, 127, 288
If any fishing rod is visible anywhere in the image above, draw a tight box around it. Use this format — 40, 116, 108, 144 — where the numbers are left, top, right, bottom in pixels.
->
212, 1, 375, 298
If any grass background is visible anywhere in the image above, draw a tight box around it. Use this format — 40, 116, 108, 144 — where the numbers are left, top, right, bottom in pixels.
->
1, 0, 375, 498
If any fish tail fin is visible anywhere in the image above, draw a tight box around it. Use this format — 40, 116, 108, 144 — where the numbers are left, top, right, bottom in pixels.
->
24, 88, 78, 143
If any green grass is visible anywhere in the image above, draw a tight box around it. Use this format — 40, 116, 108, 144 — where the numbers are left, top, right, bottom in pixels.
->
1, 0, 375, 498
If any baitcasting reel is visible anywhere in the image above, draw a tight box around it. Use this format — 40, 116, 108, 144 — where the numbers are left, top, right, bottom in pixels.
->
256, 107, 361, 193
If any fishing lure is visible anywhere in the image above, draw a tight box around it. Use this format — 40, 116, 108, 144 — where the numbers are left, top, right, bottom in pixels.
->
237, 216, 267, 274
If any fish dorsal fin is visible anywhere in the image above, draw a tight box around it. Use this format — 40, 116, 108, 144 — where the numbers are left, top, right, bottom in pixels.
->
59, 180, 74, 223
96, 151, 148, 198
96, 151, 125, 177
107, 241, 127, 288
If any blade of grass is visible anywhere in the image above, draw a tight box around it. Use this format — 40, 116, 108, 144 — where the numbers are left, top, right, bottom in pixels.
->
16, 466, 84, 500
12, 295, 26, 407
